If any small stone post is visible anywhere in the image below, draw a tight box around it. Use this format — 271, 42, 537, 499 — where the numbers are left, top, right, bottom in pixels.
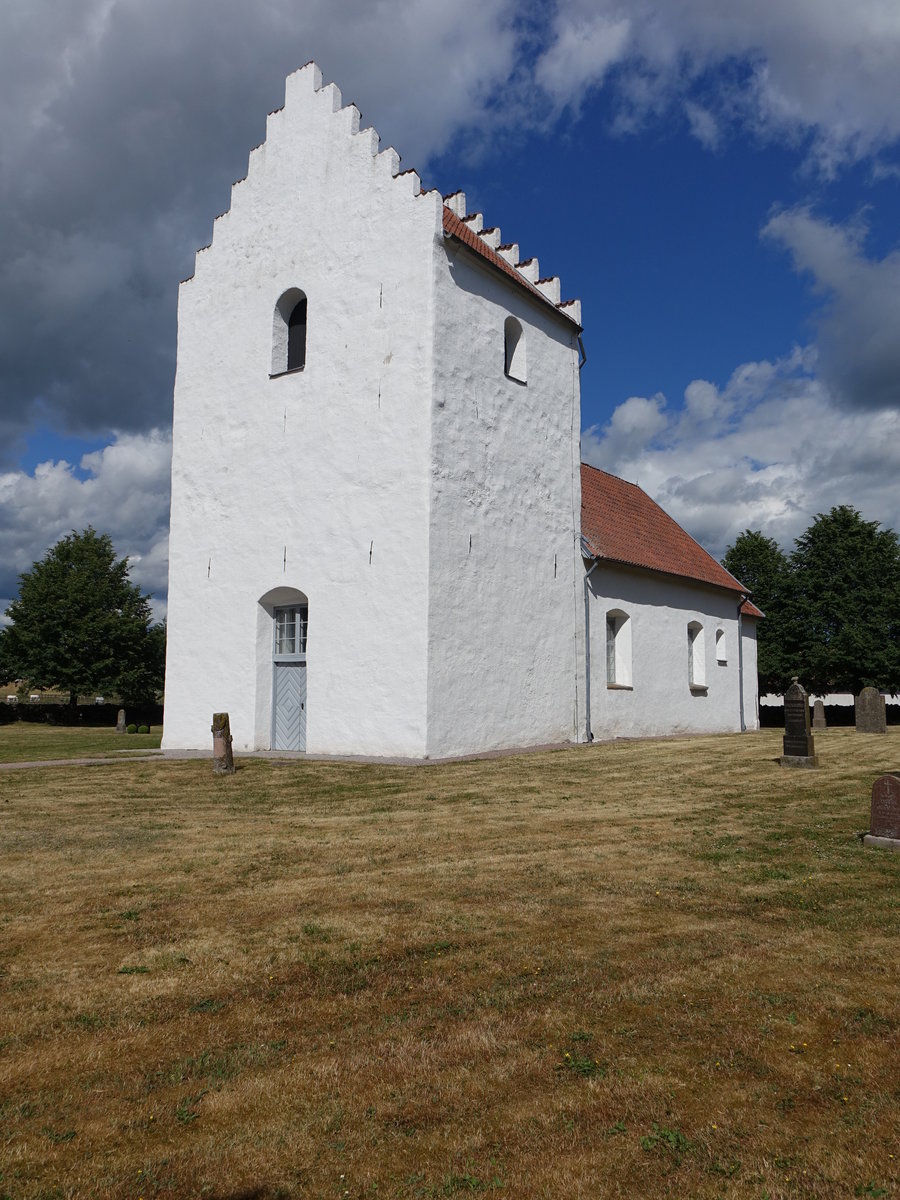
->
115, 708, 127, 735
211, 712, 235, 775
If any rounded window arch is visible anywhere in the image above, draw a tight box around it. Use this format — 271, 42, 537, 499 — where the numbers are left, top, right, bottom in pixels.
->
504, 315, 526, 383
271, 288, 307, 375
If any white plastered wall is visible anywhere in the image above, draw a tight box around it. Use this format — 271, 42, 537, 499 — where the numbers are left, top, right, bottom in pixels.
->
425, 241, 583, 758
586, 564, 760, 738
163, 64, 439, 755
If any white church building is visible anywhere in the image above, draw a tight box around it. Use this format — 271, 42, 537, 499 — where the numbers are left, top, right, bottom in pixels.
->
162, 62, 760, 758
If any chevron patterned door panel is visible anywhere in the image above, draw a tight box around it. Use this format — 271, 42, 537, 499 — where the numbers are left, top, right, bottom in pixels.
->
273, 663, 306, 751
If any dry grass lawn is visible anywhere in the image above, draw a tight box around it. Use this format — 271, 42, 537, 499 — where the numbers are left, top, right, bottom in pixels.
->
1, 729, 898, 1199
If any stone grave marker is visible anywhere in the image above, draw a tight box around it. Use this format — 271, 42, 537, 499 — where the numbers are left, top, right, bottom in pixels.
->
863, 773, 900, 852
780, 678, 818, 767
812, 699, 827, 730
212, 712, 235, 775
855, 687, 886, 734
116, 708, 127, 734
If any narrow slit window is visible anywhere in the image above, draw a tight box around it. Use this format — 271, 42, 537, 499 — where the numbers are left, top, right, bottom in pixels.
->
272, 288, 307, 375
688, 622, 705, 688
606, 615, 617, 684
504, 316, 526, 383
287, 297, 307, 371
606, 609, 632, 686
716, 628, 727, 664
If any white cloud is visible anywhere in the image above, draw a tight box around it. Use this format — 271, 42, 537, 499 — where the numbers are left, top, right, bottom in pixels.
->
535, 12, 632, 106
582, 350, 900, 558
684, 101, 721, 151
0, 429, 171, 619
762, 207, 900, 410
595, 394, 670, 462
535, 0, 900, 169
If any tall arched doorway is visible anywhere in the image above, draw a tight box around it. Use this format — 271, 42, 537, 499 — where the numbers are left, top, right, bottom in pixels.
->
259, 587, 308, 751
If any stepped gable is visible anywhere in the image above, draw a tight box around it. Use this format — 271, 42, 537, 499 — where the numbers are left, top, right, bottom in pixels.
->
182, 61, 439, 282
183, 62, 582, 326
581, 463, 763, 615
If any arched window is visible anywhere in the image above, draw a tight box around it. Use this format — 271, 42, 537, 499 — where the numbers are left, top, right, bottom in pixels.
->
504, 316, 526, 383
606, 609, 632, 687
688, 621, 706, 689
716, 628, 727, 664
271, 288, 307, 375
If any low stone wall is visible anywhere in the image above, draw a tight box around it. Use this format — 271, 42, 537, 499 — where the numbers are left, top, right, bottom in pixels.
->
0, 703, 164, 728
760, 703, 898, 728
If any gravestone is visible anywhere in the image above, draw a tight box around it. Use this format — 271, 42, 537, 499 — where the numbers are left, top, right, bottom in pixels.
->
780, 678, 818, 767
812, 699, 827, 730
115, 708, 127, 734
211, 711, 235, 775
855, 687, 886, 734
863, 773, 900, 852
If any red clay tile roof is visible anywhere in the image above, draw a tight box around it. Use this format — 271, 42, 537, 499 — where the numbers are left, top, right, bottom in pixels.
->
442, 207, 581, 327
581, 463, 764, 617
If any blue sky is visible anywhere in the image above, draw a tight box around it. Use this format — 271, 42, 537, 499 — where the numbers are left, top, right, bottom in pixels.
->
2, 0, 899, 621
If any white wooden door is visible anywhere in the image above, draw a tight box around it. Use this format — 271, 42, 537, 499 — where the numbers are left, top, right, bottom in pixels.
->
272, 662, 306, 751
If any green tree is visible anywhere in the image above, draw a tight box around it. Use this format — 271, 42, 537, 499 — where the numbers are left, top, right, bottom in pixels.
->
788, 506, 900, 695
0, 528, 164, 705
723, 530, 795, 693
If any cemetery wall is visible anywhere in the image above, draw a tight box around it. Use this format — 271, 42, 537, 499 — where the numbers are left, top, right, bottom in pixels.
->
0, 703, 163, 727
760, 702, 900, 727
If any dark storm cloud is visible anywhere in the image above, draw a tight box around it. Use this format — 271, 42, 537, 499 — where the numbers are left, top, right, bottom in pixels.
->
0, 0, 519, 465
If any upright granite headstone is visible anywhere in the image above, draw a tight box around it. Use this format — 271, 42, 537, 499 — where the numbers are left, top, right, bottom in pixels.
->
855, 687, 886, 734
812, 699, 827, 730
115, 708, 127, 735
781, 678, 819, 768
211, 711, 235, 775
863, 773, 900, 852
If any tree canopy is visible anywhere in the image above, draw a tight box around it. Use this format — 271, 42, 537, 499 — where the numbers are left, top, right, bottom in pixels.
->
723, 530, 793, 694
724, 507, 900, 696
0, 528, 165, 705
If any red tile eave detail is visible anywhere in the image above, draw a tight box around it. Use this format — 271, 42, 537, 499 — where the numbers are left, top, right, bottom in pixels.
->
581, 463, 763, 616
442, 207, 581, 328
